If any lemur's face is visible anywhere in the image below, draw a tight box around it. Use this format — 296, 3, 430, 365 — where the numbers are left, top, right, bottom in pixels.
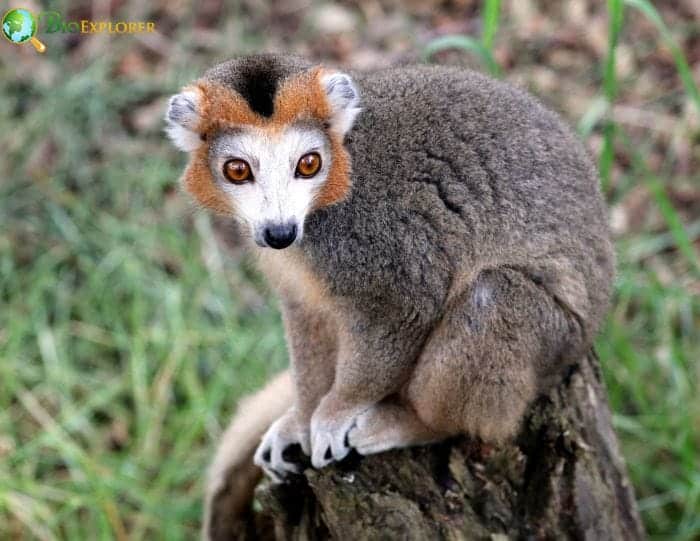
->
165, 66, 360, 249
208, 125, 330, 248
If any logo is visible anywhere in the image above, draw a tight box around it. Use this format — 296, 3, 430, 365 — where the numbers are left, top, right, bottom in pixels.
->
2, 8, 46, 52
2, 8, 156, 53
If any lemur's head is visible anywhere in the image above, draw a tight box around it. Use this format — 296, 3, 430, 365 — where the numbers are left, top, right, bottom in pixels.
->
165, 55, 361, 249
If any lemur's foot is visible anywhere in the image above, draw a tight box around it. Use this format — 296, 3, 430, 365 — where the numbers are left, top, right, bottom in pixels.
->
254, 409, 309, 482
310, 395, 368, 468
348, 402, 442, 456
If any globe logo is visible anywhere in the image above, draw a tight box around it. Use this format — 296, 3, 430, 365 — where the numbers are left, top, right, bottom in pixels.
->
2, 8, 46, 53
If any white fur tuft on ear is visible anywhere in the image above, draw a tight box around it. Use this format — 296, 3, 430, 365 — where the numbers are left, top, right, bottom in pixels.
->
165, 89, 202, 152
320, 71, 361, 136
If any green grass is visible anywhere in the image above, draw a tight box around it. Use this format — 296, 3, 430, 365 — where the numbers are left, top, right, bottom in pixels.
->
1, 1, 699, 539
590, 4, 700, 532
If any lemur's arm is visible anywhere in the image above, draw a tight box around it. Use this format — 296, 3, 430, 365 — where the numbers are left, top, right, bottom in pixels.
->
282, 299, 338, 428
254, 299, 337, 478
309, 304, 431, 468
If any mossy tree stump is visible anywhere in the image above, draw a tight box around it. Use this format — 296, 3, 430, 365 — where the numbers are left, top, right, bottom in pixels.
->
237, 351, 644, 540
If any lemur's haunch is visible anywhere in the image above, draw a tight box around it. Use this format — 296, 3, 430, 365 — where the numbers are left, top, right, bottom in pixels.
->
165, 54, 615, 540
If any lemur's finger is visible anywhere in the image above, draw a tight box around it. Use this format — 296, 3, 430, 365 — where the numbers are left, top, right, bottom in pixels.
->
253, 442, 269, 468
311, 432, 334, 468
329, 428, 350, 462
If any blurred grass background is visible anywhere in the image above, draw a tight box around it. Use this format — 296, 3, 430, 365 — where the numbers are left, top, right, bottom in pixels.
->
0, 0, 698, 538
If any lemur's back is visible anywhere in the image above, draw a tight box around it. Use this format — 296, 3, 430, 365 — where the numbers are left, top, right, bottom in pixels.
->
304, 65, 613, 336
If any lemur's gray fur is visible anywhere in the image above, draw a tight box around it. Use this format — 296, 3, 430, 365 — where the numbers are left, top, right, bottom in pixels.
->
165, 54, 615, 539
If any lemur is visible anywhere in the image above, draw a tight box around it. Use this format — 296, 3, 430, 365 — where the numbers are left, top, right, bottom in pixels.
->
165, 54, 615, 540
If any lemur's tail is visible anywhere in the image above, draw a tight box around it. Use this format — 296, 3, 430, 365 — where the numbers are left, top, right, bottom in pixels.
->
203, 369, 294, 541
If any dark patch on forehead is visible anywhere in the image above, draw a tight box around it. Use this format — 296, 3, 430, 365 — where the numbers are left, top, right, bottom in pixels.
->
232, 61, 282, 117
203, 54, 313, 119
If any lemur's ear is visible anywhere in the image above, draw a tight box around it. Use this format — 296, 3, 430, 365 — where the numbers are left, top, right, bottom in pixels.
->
165, 89, 202, 152
320, 72, 361, 137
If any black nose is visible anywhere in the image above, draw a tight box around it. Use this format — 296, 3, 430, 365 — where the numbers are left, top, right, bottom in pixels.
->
263, 223, 297, 249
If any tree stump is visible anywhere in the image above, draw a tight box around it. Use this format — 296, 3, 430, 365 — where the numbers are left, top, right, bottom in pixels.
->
240, 351, 644, 540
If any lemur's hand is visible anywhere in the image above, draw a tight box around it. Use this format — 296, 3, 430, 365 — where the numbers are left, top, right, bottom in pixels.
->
310, 393, 370, 468
254, 408, 309, 482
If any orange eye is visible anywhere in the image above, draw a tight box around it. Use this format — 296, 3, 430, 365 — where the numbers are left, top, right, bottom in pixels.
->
296, 152, 322, 178
223, 159, 252, 183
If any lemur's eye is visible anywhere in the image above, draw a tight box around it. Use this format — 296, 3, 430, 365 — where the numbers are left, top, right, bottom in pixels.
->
223, 159, 252, 183
296, 152, 322, 178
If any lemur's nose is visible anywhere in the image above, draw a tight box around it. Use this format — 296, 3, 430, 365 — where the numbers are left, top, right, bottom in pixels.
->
263, 223, 297, 249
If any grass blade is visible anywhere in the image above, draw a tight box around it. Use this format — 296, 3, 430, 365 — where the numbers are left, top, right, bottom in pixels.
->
424, 35, 501, 76
599, 0, 625, 192
482, 0, 502, 51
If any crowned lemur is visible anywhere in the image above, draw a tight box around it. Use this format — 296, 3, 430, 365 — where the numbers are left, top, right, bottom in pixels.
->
165, 54, 615, 540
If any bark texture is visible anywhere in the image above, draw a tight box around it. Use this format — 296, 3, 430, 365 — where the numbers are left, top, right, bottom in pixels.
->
245, 352, 644, 540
